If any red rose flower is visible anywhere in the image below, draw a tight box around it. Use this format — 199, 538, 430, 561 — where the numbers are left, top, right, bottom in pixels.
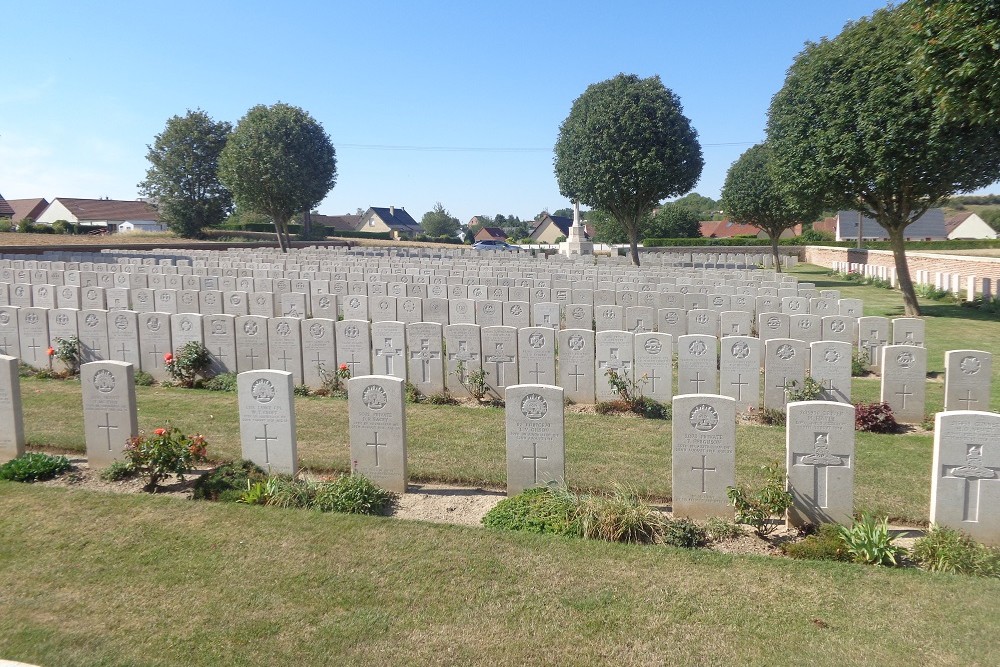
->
153, 428, 167, 436
46, 347, 55, 356
339, 363, 348, 371
164, 353, 173, 362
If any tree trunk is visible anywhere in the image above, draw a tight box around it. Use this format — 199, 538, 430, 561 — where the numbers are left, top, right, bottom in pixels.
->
887, 225, 921, 316
273, 221, 287, 253
302, 210, 312, 238
281, 223, 292, 252
770, 234, 781, 273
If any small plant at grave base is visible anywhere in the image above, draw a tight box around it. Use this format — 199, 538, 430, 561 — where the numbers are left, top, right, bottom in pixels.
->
163, 342, 212, 388
661, 518, 708, 549
404, 381, 422, 404
455, 361, 491, 402
726, 462, 793, 537
193, 459, 268, 502
293, 384, 311, 397
426, 391, 457, 405
920, 413, 936, 431
704, 517, 746, 542
911, 525, 1000, 578
851, 350, 869, 377
577, 486, 666, 544
239, 477, 279, 506
632, 396, 671, 420
317, 363, 351, 396
123, 426, 208, 492
52, 336, 82, 376
838, 513, 906, 566
749, 405, 786, 427
784, 376, 824, 402
604, 367, 648, 412
99, 460, 135, 482
782, 523, 852, 562
854, 402, 898, 433
0, 452, 71, 483
312, 474, 398, 515
482, 485, 583, 537
201, 372, 237, 392
133, 370, 156, 387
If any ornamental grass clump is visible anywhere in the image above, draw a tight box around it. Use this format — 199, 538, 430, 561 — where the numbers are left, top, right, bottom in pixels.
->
911, 525, 1000, 578
124, 426, 208, 492
578, 486, 666, 544
838, 513, 906, 566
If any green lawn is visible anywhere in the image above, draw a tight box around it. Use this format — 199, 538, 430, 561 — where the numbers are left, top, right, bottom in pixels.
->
1, 484, 997, 667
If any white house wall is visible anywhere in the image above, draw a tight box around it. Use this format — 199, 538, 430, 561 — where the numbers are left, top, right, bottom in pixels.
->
34, 200, 78, 224
948, 214, 997, 240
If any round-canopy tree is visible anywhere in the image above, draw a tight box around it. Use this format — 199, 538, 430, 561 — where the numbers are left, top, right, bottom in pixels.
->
138, 109, 233, 239
720, 142, 821, 272
420, 202, 462, 241
554, 73, 703, 265
767, 7, 1000, 315
218, 103, 337, 252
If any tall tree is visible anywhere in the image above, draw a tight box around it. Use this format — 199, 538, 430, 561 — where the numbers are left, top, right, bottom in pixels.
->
646, 203, 703, 240
767, 7, 1000, 315
218, 103, 337, 252
906, 0, 1000, 126
138, 109, 232, 238
554, 73, 703, 265
420, 202, 461, 240
721, 143, 821, 272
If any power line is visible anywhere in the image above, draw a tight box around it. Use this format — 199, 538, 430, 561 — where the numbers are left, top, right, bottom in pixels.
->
337, 141, 755, 153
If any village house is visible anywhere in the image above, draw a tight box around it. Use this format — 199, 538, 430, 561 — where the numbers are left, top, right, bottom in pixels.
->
5, 198, 49, 223
473, 226, 509, 242
699, 220, 802, 239
34, 198, 163, 233
833, 209, 946, 242
945, 212, 997, 240
356, 206, 423, 239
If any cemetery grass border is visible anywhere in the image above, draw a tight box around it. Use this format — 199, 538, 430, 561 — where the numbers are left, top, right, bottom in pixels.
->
1, 483, 998, 667
22, 376, 931, 523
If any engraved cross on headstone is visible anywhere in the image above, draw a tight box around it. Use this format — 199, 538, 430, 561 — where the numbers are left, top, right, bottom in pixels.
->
895, 384, 913, 408
409, 338, 440, 384
957, 389, 979, 410
367, 431, 387, 467
26, 338, 41, 361
690, 371, 706, 392
645, 368, 660, 392
485, 343, 515, 386
255, 423, 278, 466
731, 373, 749, 400
523, 442, 548, 484
569, 364, 585, 391
447, 340, 475, 383
276, 349, 293, 371
147, 344, 162, 368
245, 349, 260, 369
97, 412, 118, 451
692, 454, 716, 493
528, 362, 544, 383
375, 337, 403, 374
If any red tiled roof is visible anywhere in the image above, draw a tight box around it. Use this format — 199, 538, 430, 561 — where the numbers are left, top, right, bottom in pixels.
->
312, 213, 361, 232
0, 194, 13, 219
55, 198, 159, 222
7, 198, 49, 222
813, 217, 837, 234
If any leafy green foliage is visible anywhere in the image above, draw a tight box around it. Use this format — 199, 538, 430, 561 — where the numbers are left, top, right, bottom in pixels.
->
646, 203, 702, 239
164, 341, 212, 388
854, 402, 899, 433
311, 475, 397, 515
420, 202, 462, 240
851, 350, 870, 377
782, 523, 851, 561
726, 463, 793, 537
193, 459, 268, 501
52, 336, 81, 376
660, 518, 707, 549
767, 5, 1000, 315
721, 142, 822, 271
838, 513, 906, 566
704, 517, 745, 542
133, 370, 156, 387
138, 109, 233, 238
554, 73, 703, 264
218, 103, 337, 252
482, 486, 583, 537
123, 426, 208, 492
0, 453, 71, 482
911, 525, 1000, 577
201, 372, 237, 392
784, 376, 824, 402
99, 460, 135, 482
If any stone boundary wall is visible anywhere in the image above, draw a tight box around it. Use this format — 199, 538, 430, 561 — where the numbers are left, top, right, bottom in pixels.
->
803, 246, 1000, 297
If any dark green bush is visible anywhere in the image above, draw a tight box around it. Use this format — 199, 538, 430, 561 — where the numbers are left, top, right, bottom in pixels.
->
782, 523, 851, 561
661, 518, 708, 548
99, 460, 135, 482
0, 453, 71, 482
193, 460, 268, 501
201, 372, 237, 392
133, 370, 156, 387
482, 486, 582, 537
312, 475, 397, 515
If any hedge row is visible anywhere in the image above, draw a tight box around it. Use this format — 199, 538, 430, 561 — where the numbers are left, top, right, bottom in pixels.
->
220, 222, 391, 240
642, 237, 1000, 250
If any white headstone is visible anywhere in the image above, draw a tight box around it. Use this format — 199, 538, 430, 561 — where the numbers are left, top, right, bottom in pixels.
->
880, 345, 927, 423
671, 394, 736, 520
349, 375, 407, 493
944, 350, 992, 412
238, 369, 297, 475
558, 329, 596, 404
81, 360, 138, 468
0, 354, 25, 462
809, 341, 853, 403
505, 384, 565, 495
633, 333, 673, 403
719, 336, 760, 411
786, 401, 855, 527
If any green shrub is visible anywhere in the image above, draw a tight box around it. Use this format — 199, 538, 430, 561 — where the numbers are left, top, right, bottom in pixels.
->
99, 460, 135, 482
911, 525, 1000, 577
0, 218, 11, 232
133, 370, 156, 386
124, 426, 208, 492
838, 513, 906, 566
193, 459, 267, 501
726, 462, 793, 537
312, 475, 397, 515
661, 518, 707, 548
266, 475, 317, 509
404, 381, 422, 403
578, 487, 666, 544
782, 523, 852, 561
51, 219, 69, 235
201, 372, 237, 392
16, 219, 34, 234
704, 517, 745, 542
785, 376, 824, 402
482, 486, 582, 537
426, 392, 458, 405
633, 396, 671, 419
851, 350, 869, 377
164, 342, 212, 388
0, 452, 71, 482
293, 384, 311, 397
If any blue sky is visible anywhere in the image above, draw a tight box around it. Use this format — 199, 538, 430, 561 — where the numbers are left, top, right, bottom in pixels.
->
2, 0, 993, 223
